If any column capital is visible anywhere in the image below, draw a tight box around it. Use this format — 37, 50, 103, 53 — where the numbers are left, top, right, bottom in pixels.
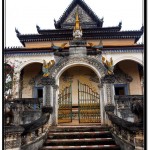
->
41, 77, 55, 86
101, 74, 115, 84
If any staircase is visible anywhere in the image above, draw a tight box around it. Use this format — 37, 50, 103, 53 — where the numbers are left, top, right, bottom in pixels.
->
40, 125, 120, 150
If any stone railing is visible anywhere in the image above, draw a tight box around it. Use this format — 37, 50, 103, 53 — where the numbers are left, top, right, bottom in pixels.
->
8, 98, 43, 110
21, 106, 53, 150
4, 126, 24, 150
4, 98, 43, 125
4, 106, 53, 150
106, 112, 144, 150
114, 95, 143, 122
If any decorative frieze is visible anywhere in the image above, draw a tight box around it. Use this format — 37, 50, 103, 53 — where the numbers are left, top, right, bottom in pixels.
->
101, 75, 115, 84
114, 66, 133, 83
50, 56, 107, 78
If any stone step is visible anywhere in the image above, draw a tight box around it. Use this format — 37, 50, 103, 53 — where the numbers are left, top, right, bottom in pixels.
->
45, 138, 115, 146
48, 131, 112, 139
49, 126, 110, 132
41, 145, 121, 150
41, 126, 121, 150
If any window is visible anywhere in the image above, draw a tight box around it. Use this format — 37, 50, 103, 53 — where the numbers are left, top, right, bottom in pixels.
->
114, 84, 128, 95
34, 87, 43, 98
37, 88, 43, 98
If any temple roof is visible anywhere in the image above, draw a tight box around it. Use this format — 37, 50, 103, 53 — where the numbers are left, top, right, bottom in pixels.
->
54, 0, 103, 29
16, 28, 143, 46
13, 0, 144, 47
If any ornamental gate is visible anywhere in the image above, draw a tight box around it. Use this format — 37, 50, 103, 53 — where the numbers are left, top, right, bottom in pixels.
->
58, 83, 72, 123
78, 80, 101, 123
58, 81, 101, 123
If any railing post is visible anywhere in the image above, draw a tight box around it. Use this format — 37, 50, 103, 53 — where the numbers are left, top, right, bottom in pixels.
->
4, 126, 24, 150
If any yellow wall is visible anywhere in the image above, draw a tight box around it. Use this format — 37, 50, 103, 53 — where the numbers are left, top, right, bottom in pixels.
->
59, 66, 100, 105
118, 61, 142, 95
22, 63, 42, 98
24, 39, 135, 48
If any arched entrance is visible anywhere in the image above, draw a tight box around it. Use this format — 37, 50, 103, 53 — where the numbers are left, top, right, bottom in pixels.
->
58, 66, 101, 124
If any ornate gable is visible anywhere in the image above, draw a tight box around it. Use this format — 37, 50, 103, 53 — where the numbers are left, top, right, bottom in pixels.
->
54, 0, 103, 29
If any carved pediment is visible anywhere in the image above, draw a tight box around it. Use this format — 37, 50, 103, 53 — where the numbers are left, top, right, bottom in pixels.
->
114, 66, 133, 83
62, 5, 97, 29
55, 0, 103, 29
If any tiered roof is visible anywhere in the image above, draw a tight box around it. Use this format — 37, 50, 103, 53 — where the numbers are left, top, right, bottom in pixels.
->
6, 0, 144, 52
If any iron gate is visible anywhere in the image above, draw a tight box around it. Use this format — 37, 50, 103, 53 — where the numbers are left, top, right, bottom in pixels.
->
58, 83, 72, 123
78, 80, 101, 123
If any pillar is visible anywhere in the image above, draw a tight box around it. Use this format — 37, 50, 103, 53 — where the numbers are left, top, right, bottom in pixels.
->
12, 71, 21, 98
101, 75, 115, 125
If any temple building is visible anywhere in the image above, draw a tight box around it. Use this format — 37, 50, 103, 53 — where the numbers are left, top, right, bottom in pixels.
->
4, 0, 144, 150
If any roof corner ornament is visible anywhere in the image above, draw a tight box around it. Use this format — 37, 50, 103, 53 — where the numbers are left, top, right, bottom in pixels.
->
102, 56, 114, 75
73, 10, 82, 39
15, 28, 20, 35
118, 21, 122, 28
140, 25, 144, 32
36, 25, 40, 31
101, 17, 104, 22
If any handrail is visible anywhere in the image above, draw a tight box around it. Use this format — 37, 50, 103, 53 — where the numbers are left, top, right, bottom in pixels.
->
21, 113, 50, 135
106, 112, 143, 133
114, 95, 143, 101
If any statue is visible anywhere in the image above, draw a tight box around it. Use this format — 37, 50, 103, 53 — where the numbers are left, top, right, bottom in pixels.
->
88, 40, 103, 52
42, 60, 55, 77
51, 42, 67, 52
102, 56, 114, 75
73, 10, 82, 39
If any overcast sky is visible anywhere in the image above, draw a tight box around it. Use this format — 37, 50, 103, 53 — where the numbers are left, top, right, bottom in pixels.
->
5, 0, 144, 47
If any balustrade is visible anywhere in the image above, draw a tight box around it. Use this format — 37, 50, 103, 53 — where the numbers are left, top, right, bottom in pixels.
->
114, 95, 143, 122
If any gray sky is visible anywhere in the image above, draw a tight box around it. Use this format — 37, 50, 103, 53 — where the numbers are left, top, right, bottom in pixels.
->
5, 0, 144, 47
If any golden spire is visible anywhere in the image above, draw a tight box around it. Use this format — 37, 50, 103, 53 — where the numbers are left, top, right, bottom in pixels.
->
74, 9, 81, 31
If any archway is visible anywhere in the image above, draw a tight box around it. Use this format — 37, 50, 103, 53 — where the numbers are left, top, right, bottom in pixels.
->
58, 65, 101, 124
113, 60, 143, 96
20, 62, 43, 98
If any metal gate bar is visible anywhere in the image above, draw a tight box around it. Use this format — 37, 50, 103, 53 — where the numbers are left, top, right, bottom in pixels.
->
78, 80, 100, 123
58, 83, 72, 123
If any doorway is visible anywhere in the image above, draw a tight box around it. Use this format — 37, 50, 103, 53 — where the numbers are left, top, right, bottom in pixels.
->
58, 66, 101, 124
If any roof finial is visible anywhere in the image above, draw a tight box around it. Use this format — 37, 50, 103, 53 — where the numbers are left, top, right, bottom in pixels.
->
74, 7, 81, 31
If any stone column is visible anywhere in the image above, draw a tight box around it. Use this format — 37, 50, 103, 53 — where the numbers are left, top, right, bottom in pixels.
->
41, 77, 56, 125
41, 77, 55, 107
99, 83, 104, 124
101, 75, 115, 125
51, 85, 59, 126
101, 75, 115, 104
13, 71, 21, 98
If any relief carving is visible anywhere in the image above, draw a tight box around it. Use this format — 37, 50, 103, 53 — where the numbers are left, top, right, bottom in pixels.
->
50, 56, 107, 78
